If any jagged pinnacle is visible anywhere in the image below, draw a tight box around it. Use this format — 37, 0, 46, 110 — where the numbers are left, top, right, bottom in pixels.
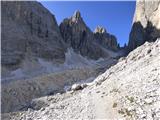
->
94, 26, 106, 34
73, 10, 81, 19
71, 10, 82, 22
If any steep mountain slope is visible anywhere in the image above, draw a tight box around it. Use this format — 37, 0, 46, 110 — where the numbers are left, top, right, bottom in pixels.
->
1, 1, 66, 81
2, 39, 160, 120
128, 0, 160, 52
1, 1, 66, 65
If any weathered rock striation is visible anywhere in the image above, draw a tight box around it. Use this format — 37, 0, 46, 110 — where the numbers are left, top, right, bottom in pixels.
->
94, 26, 118, 51
1, 1, 66, 67
128, 0, 160, 52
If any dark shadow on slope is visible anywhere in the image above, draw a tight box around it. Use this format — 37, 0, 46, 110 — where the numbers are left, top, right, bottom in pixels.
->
127, 21, 160, 53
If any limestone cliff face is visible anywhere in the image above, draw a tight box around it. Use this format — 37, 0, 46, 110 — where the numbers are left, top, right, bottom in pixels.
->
128, 0, 160, 51
1, 1, 66, 66
59, 11, 109, 60
94, 26, 118, 51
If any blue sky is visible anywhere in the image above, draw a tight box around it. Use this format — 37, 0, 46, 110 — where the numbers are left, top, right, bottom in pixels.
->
40, 1, 135, 46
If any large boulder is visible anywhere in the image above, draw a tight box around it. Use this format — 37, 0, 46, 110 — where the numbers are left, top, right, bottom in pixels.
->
1, 1, 66, 66
128, 0, 160, 52
94, 26, 118, 51
59, 10, 109, 60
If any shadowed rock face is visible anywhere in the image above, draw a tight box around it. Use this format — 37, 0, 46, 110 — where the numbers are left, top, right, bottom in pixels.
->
94, 26, 118, 51
59, 11, 109, 60
1, 1, 66, 66
128, 21, 160, 51
128, 22, 146, 51
128, 0, 160, 52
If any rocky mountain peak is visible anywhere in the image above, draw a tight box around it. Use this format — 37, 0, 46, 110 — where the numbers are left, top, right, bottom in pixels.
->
71, 10, 82, 23
94, 26, 107, 34
73, 10, 81, 18
94, 26, 118, 51
60, 10, 111, 60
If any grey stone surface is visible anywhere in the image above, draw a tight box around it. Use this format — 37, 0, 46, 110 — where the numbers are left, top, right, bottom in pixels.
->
128, 0, 160, 52
1, 1, 66, 66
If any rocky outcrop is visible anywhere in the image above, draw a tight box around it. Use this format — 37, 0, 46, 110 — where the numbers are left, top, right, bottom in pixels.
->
128, 0, 160, 52
1, 1, 66, 66
59, 11, 109, 60
94, 26, 118, 51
